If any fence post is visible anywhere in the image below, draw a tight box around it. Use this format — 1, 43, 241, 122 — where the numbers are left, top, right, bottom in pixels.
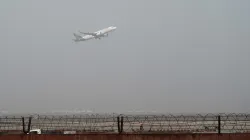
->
22, 117, 28, 134
218, 115, 221, 135
117, 116, 120, 134
22, 117, 26, 134
27, 117, 32, 132
120, 116, 124, 133
22, 117, 32, 134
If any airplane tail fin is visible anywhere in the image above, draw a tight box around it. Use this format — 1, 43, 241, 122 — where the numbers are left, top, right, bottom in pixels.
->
73, 33, 82, 39
78, 30, 84, 34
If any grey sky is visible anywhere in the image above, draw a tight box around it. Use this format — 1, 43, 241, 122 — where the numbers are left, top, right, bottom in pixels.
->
0, 0, 249, 114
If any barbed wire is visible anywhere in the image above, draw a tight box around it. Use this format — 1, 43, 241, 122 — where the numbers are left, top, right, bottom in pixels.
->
0, 113, 250, 134
121, 113, 250, 133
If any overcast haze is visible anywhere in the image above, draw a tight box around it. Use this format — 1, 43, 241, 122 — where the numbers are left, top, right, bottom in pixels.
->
0, 0, 250, 114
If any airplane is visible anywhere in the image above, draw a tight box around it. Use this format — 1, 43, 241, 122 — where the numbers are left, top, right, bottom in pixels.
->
73, 26, 117, 42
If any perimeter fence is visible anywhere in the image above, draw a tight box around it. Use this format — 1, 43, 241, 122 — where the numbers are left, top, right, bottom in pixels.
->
0, 113, 250, 134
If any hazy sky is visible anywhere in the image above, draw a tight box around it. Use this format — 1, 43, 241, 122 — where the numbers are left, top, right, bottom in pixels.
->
0, 0, 249, 114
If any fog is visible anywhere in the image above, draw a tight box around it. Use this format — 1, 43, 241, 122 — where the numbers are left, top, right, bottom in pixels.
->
0, 0, 249, 114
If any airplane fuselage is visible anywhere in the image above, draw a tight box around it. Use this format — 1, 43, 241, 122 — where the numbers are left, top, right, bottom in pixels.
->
94, 26, 117, 37
73, 26, 117, 42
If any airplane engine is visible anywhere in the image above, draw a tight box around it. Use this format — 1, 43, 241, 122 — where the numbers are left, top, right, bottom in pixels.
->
104, 33, 108, 37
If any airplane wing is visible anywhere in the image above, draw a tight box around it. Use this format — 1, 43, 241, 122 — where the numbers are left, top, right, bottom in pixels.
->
78, 31, 97, 36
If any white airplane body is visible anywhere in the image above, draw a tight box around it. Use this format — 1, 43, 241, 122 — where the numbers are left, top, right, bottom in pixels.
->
73, 26, 117, 42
